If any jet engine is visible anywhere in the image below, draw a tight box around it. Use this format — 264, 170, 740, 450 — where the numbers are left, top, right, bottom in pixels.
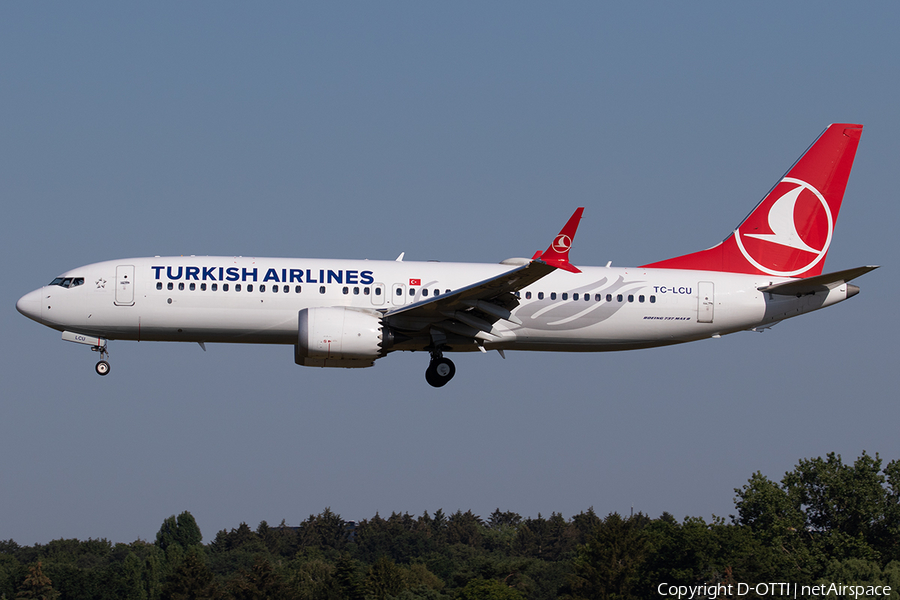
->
295, 307, 393, 368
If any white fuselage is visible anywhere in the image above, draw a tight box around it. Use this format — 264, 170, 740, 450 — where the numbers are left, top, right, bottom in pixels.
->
19, 255, 852, 354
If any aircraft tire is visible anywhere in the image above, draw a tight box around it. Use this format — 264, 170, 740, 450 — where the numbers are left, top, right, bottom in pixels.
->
425, 357, 455, 388
95, 360, 110, 376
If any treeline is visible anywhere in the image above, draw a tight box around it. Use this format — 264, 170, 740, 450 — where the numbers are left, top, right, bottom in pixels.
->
2, 452, 900, 600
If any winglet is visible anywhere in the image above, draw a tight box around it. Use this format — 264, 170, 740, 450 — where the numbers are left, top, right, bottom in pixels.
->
535, 208, 584, 273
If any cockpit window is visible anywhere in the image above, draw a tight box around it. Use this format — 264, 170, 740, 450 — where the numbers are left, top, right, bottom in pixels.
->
49, 277, 84, 288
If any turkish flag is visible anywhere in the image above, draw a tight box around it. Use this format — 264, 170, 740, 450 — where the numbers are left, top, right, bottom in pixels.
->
409, 278, 421, 286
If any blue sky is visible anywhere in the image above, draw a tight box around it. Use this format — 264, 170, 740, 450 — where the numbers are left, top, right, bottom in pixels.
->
2, 3, 898, 545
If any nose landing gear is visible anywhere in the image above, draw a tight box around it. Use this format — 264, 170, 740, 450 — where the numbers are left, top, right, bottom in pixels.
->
92, 344, 111, 376
425, 350, 455, 388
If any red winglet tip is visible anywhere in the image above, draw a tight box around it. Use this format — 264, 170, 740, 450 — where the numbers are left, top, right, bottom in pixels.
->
540, 207, 584, 267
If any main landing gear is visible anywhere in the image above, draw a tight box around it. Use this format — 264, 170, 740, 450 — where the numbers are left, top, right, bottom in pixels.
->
92, 344, 111, 376
425, 350, 456, 388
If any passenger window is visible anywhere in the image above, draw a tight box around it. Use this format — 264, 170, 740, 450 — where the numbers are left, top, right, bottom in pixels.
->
375, 288, 381, 296
168, 282, 174, 291
595, 294, 602, 301
573, 293, 579, 300
562, 293, 568, 300
200, 283, 206, 291
396, 288, 402, 296
354, 287, 360, 295
212, 283, 218, 291
190, 283, 196, 291
364, 287, 370, 295
525, 291, 532, 299
585, 294, 590, 301
538, 292, 544, 300
639, 295, 645, 303
319, 286, 325, 294
283, 285, 288, 293
156, 282, 162, 290
550, 292, 557, 300
237, 284, 243, 291
342, 287, 349, 295
617, 294, 623, 302
650, 295, 656, 303
223, 283, 229, 291
422, 289, 428, 297
272, 285, 278, 293
628, 295, 634, 302
258, 285, 264, 292
249, 284, 256, 292
179, 282, 185, 291
445, 289, 451, 295
295, 285, 301, 293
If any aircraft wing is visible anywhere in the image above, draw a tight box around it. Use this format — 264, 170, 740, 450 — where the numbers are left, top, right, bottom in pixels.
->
383, 208, 584, 343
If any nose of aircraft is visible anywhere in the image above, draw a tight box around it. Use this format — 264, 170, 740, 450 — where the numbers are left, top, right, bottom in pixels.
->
16, 288, 43, 324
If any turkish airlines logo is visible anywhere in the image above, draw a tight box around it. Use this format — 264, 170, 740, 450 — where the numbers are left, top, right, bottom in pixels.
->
552, 234, 572, 254
735, 177, 832, 276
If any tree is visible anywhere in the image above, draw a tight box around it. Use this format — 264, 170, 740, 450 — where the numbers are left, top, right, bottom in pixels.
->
296, 508, 347, 553
364, 556, 406, 600
459, 578, 525, 600
227, 557, 288, 600
16, 561, 60, 600
781, 452, 886, 540
446, 511, 484, 548
160, 550, 219, 600
156, 512, 202, 552
334, 552, 364, 600
565, 512, 651, 600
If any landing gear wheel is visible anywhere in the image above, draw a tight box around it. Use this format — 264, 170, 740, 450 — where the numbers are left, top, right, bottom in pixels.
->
425, 357, 455, 388
95, 360, 111, 376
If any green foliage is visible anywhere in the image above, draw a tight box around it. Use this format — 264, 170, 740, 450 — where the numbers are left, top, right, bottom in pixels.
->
16, 561, 59, 600
733, 452, 900, 582
155, 512, 202, 552
159, 548, 219, 600
565, 512, 650, 600
459, 577, 525, 600
224, 556, 288, 600
3, 452, 899, 600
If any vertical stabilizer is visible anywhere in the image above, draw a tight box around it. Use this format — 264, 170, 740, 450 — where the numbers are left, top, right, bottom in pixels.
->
643, 124, 862, 277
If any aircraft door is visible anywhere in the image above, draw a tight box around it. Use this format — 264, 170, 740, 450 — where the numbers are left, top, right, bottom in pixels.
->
371, 283, 385, 306
115, 265, 135, 306
391, 283, 406, 306
697, 281, 714, 323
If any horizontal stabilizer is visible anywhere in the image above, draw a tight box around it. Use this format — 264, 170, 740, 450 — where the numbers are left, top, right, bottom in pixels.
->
757, 265, 878, 296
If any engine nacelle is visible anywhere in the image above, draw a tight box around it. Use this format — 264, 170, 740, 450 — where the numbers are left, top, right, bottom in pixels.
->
295, 307, 391, 368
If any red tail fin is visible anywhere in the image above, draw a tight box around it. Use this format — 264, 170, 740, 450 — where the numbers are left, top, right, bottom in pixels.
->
643, 124, 862, 277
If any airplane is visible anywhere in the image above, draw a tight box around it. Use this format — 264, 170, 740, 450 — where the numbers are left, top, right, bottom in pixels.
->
17, 123, 877, 387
